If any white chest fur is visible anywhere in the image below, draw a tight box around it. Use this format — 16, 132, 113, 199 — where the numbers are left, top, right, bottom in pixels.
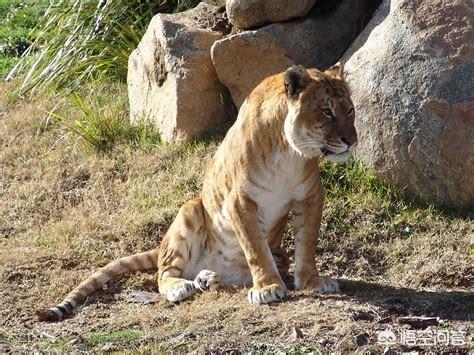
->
248, 149, 309, 234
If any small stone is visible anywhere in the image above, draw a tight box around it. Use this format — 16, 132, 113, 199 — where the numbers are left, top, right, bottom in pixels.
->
125, 291, 160, 304
317, 337, 328, 345
354, 332, 369, 346
101, 343, 115, 352
292, 327, 304, 339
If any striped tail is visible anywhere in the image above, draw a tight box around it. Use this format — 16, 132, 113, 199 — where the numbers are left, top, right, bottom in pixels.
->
37, 249, 158, 322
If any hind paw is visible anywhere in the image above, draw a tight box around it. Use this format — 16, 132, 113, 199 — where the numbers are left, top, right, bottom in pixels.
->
317, 278, 339, 293
308, 276, 340, 293
193, 270, 221, 292
166, 280, 196, 302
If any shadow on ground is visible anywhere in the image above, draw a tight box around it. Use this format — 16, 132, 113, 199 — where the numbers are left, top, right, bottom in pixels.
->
284, 279, 474, 322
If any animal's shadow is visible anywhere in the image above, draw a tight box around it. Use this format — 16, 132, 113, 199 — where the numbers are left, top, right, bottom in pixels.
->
282, 278, 473, 322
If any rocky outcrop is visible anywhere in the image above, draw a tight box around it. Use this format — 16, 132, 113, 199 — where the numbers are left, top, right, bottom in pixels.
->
212, 0, 381, 107
344, 0, 474, 209
226, 0, 316, 29
127, 3, 231, 143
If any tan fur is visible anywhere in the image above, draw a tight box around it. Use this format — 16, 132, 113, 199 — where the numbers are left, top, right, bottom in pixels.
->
39, 64, 357, 320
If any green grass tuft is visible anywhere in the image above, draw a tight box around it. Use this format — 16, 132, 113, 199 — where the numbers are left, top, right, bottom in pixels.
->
0, 0, 49, 77
50, 84, 161, 152
0, 330, 8, 343
85, 330, 150, 346
40, 339, 72, 352
320, 159, 400, 201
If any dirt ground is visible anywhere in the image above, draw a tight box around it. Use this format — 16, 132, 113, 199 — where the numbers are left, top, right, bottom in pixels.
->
2, 279, 474, 353
1, 88, 473, 353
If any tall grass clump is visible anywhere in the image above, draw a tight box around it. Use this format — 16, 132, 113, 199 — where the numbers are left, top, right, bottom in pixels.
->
9, 0, 201, 93
51, 86, 161, 151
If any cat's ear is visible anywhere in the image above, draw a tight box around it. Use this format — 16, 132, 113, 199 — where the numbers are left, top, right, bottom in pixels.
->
284, 65, 310, 99
325, 61, 344, 79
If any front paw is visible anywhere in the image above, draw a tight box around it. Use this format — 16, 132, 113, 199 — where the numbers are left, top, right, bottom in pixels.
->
296, 274, 340, 293
247, 283, 286, 304
193, 269, 221, 292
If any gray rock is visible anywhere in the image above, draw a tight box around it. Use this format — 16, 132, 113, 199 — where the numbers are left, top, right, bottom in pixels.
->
291, 326, 304, 339
226, 0, 316, 29
344, 0, 474, 209
212, 0, 381, 107
127, 3, 231, 143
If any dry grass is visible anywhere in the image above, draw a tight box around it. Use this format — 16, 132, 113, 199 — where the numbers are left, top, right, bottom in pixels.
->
0, 83, 472, 353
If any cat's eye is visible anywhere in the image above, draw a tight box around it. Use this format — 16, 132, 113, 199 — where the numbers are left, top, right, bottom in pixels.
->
322, 108, 334, 121
348, 107, 355, 118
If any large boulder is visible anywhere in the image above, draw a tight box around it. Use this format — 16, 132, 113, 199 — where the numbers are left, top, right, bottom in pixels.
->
226, 0, 316, 29
127, 3, 231, 143
212, 0, 381, 107
344, 0, 474, 209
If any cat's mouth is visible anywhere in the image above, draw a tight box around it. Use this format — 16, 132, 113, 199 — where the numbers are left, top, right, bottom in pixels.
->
321, 147, 348, 156
320, 147, 352, 163
320, 148, 331, 156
